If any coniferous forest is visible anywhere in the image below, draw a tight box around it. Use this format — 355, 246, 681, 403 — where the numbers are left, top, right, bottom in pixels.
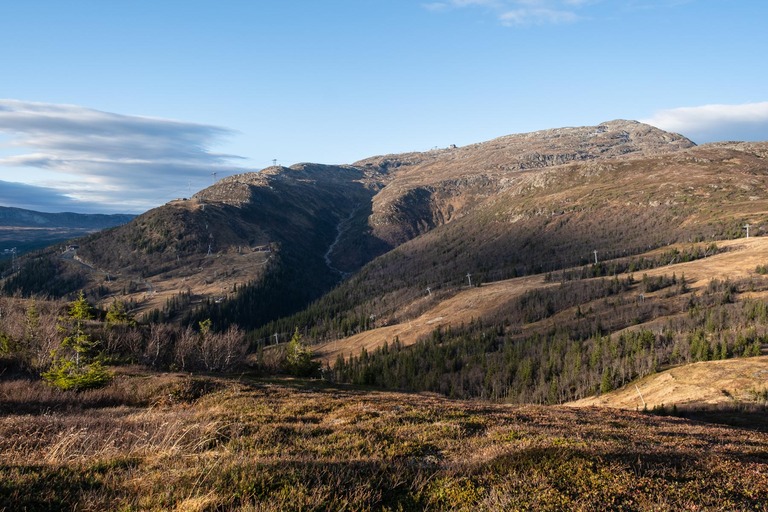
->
331, 275, 767, 403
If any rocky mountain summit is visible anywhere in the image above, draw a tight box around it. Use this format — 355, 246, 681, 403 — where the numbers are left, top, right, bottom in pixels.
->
8, 120, 767, 333
356, 120, 695, 246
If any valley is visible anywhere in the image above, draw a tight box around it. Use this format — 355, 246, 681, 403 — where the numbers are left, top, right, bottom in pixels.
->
3, 120, 768, 509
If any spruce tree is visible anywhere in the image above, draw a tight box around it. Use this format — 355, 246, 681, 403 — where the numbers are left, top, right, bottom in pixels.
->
43, 291, 112, 390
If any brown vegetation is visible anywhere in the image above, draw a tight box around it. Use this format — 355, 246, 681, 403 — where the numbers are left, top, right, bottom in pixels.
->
2, 372, 768, 510
317, 237, 768, 364
568, 355, 768, 410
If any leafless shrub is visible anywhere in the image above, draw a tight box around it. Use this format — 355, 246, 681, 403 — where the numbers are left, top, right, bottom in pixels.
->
200, 325, 247, 372
104, 326, 144, 360
173, 325, 197, 371
0, 297, 63, 372
143, 323, 176, 368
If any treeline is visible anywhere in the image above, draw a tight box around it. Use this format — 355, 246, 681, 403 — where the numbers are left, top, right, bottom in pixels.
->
331, 277, 767, 403
245, 237, 723, 355
184, 248, 342, 333
247, 275, 389, 346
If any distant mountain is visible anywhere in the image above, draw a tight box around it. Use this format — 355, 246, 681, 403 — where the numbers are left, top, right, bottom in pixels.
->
0, 206, 134, 229
0, 206, 134, 256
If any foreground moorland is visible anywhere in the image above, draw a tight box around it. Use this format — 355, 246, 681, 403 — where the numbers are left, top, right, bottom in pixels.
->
4, 122, 768, 510
2, 371, 768, 511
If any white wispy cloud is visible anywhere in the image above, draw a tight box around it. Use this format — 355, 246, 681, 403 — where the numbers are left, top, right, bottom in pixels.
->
500, 7, 580, 25
642, 102, 768, 143
423, 0, 594, 25
0, 100, 248, 213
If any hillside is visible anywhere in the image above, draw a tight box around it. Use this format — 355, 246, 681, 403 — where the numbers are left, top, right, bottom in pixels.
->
323, 140, 768, 320
317, 234, 768, 404
3, 164, 386, 326
568, 355, 768, 411
358, 119, 694, 247
4, 120, 768, 345
2, 372, 768, 510
315, 237, 768, 363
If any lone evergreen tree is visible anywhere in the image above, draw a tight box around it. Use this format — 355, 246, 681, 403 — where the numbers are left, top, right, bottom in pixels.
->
285, 327, 319, 377
43, 291, 112, 390
105, 299, 134, 327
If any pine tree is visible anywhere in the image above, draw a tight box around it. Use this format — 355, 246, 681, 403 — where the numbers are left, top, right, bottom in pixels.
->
600, 367, 613, 394
106, 299, 133, 327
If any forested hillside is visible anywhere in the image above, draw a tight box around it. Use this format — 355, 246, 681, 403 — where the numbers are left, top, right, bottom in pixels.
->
2, 120, 704, 330
3, 121, 768, 409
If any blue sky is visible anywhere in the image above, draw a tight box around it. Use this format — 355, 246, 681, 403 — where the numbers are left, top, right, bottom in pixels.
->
0, 0, 766, 213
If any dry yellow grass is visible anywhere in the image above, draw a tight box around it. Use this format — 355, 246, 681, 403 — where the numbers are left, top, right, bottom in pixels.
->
316, 237, 768, 363
3, 372, 768, 510
314, 274, 556, 362
568, 355, 768, 410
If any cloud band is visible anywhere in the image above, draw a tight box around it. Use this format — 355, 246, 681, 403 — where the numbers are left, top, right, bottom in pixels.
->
0, 99, 247, 213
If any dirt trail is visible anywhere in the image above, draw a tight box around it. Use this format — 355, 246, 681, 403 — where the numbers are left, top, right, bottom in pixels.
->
315, 237, 768, 363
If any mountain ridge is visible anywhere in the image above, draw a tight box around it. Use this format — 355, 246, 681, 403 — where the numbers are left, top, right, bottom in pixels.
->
0, 206, 134, 229
4, 120, 763, 336
4, 119, 768, 407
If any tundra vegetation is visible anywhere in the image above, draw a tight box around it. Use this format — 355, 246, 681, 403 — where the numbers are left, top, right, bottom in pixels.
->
3, 126, 768, 508
1, 273, 768, 509
2, 373, 768, 510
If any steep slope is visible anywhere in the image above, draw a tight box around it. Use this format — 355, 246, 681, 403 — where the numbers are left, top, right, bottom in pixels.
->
357, 119, 694, 246
5, 164, 385, 325
302, 140, 768, 338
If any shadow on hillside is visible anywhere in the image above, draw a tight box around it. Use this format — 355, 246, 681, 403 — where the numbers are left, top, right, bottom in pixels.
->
681, 409, 768, 433
649, 402, 768, 433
